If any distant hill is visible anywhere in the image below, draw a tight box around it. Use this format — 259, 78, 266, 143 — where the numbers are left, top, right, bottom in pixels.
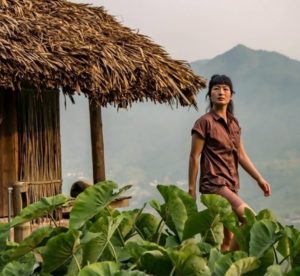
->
60, 44, 300, 226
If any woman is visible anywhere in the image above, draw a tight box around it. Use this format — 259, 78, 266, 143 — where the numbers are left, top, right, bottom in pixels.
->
188, 74, 271, 250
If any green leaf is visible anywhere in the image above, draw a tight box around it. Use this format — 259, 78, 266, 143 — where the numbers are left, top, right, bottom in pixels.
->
140, 250, 173, 275
231, 223, 252, 253
0, 226, 54, 264
69, 181, 131, 229
256, 209, 277, 222
81, 215, 123, 265
42, 229, 81, 273
201, 194, 232, 217
249, 220, 281, 258
208, 248, 222, 272
114, 270, 148, 276
149, 199, 161, 214
11, 194, 68, 227
197, 241, 213, 256
245, 248, 275, 276
167, 239, 211, 275
264, 264, 283, 276
119, 207, 143, 240
181, 255, 211, 276
224, 256, 260, 275
0, 253, 35, 276
0, 223, 11, 250
124, 240, 168, 266
205, 221, 224, 246
135, 213, 161, 241
288, 266, 300, 276
213, 251, 248, 276
244, 207, 256, 226
183, 209, 212, 240
155, 185, 198, 241
77, 261, 119, 276
157, 185, 197, 217
200, 194, 238, 232
155, 186, 187, 241
124, 241, 148, 262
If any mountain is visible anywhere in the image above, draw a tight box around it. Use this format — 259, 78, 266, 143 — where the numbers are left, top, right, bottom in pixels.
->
60, 44, 300, 226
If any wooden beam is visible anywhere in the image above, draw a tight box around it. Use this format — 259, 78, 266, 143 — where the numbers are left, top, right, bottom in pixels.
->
0, 90, 18, 217
89, 102, 105, 183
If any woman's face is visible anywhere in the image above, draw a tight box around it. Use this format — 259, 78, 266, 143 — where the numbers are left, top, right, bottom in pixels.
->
210, 84, 232, 107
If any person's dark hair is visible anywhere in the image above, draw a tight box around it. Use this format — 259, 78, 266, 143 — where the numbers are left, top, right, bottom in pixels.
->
206, 74, 235, 114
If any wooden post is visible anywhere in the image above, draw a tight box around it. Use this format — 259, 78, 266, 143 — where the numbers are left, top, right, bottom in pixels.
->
0, 90, 18, 217
89, 102, 105, 183
13, 182, 31, 242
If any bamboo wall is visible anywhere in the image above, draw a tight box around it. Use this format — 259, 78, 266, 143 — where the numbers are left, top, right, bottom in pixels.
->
0, 88, 62, 217
17, 88, 62, 205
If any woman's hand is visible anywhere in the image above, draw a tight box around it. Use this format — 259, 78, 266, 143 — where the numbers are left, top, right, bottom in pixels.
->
257, 178, 271, 197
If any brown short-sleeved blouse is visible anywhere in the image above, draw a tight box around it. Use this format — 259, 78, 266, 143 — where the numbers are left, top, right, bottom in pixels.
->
192, 110, 241, 193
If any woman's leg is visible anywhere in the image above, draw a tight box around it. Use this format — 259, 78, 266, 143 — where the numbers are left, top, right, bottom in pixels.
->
213, 186, 254, 250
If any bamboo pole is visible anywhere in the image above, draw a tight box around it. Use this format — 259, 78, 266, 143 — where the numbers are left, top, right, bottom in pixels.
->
89, 102, 105, 183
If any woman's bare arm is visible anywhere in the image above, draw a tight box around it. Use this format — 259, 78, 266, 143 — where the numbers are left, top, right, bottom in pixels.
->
188, 134, 205, 200
238, 140, 271, 196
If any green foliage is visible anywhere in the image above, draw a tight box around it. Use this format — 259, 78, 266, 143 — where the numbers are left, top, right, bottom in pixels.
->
69, 181, 131, 229
0, 181, 299, 275
11, 194, 69, 227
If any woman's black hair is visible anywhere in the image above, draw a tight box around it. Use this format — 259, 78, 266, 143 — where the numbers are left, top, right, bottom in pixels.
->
206, 74, 235, 114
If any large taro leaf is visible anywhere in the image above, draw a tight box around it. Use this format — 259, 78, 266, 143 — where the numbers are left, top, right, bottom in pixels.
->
11, 194, 69, 227
231, 223, 252, 253
201, 194, 232, 217
183, 209, 212, 240
0, 226, 54, 264
205, 221, 224, 246
256, 209, 277, 222
181, 255, 211, 276
213, 251, 248, 276
182, 209, 224, 246
249, 219, 281, 258
156, 185, 197, 217
155, 185, 197, 241
81, 215, 123, 265
42, 229, 81, 273
208, 248, 222, 272
244, 208, 257, 226
201, 194, 238, 231
135, 213, 161, 242
77, 261, 119, 276
0, 253, 35, 276
70, 181, 131, 230
264, 264, 283, 276
119, 206, 145, 241
0, 223, 11, 250
140, 250, 173, 275
277, 226, 300, 268
224, 257, 260, 276
277, 226, 293, 263
114, 270, 148, 276
167, 239, 210, 275
124, 240, 168, 268
288, 267, 300, 276
245, 248, 274, 276
167, 238, 201, 267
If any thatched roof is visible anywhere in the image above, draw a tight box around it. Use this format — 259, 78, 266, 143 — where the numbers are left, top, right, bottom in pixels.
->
0, 0, 206, 108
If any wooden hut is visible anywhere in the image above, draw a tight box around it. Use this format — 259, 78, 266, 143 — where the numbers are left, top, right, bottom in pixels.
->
0, 0, 206, 219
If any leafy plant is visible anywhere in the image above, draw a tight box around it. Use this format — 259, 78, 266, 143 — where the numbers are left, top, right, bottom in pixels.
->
0, 181, 298, 275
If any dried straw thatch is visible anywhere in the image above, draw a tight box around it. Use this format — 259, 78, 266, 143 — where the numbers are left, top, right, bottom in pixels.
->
0, 0, 206, 108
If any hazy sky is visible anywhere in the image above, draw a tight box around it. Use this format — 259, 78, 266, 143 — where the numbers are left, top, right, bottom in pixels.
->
72, 0, 300, 62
